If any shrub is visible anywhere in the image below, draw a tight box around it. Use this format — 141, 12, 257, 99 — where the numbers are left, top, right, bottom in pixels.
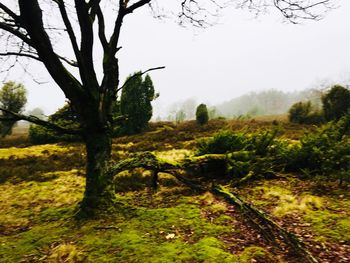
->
197, 130, 248, 155
29, 104, 81, 144
196, 129, 278, 183
322, 85, 350, 121
288, 101, 324, 124
196, 104, 209, 125
277, 111, 350, 180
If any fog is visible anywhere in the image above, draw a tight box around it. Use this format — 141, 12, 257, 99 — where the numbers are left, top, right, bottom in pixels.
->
2, 0, 350, 116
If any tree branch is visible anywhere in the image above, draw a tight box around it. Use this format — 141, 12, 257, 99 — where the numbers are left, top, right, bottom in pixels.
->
0, 22, 34, 48
0, 107, 82, 135
56, 0, 81, 67
74, 0, 99, 90
0, 3, 20, 21
95, 4, 108, 52
57, 55, 78, 67
125, 0, 152, 14
18, 0, 84, 101
117, 66, 165, 93
0, 52, 42, 62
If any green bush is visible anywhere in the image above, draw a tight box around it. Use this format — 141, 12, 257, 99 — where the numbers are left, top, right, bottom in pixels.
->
29, 124, 80, 144
322, 85, 350, 121
276, 111, 350, 180
196, 116, 350, 184
196, 130, 248, 155
29, 104, 81, 144
196, 104, 209, 125
196, 129, 278, 183
197, 129, 278, 156
288, 101, 324, 124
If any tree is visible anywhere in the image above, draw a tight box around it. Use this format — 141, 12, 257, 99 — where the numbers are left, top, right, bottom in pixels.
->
322, 85, 350, 121
176, 110, 186, 123
196, 103, 209, 125
119, 73, 157, 134
0, 81, 27, 137
0, 0, 333, 216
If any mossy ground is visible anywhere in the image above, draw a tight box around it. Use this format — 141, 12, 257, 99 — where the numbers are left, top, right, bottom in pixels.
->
237, 177, 350, 261
0, 119, 348, 262
0, 141, 274, 262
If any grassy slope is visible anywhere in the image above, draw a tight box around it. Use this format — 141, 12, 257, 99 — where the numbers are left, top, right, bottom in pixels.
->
0, 119, 348, 262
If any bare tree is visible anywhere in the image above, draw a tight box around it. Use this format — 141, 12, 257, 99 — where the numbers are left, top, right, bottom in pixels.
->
0, 0, 333, 216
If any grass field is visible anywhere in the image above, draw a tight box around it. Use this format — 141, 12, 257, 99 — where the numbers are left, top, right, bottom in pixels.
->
0, 119, 349, 262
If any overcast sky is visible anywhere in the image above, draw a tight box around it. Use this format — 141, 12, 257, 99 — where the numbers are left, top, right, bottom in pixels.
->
2, 0, 350, 115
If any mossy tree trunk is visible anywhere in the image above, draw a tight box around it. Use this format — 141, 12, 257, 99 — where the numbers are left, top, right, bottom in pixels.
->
79, 127, 115, 216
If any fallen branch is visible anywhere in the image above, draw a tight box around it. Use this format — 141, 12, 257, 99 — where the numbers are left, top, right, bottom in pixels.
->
108, 151, 319, 263
213, 185, 319, 263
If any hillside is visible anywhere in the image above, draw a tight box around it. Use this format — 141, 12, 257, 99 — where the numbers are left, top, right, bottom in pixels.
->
0, 119, 349, 262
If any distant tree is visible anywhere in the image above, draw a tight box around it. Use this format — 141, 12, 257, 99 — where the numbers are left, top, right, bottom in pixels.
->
176, 110, 186, 123
120, 73, 158, 134
196, 104, 209, 125
0, 81, 27, 137
182, 98, 197, 120
208, 106, 218, 119
322, 85, 350, 121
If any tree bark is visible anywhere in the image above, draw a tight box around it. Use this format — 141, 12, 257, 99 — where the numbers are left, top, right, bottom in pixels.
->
79, 128, 115, 217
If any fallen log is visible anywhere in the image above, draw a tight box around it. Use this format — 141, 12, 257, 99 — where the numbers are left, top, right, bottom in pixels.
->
108, 151, 319, 263
213, 185, 319, 263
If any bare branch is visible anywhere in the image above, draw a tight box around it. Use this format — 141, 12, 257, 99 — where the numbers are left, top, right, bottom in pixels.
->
235, 0, 334, 23
57, 55, 78, 67
0, 3, 20, 21
0, 22, 34, 47
56, 0, 81, 65
95, 4, 108, 51
125, 0, 152, 14
17, 0, 84, 100
0, 51, 41, 62
0, 107, 82, 135
117, 66, 166, 93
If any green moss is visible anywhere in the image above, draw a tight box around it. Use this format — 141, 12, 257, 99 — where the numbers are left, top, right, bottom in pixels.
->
214, 214, 234, 224
133, 203, 231, 240
206, 202, 228, 215
74, 201, 235, 262
193, 237, 236, 262
239, 246, 277, 263
0, 144, 77, 160
154, 149, 193, 164
243, 180, 350, 244
0, 222, 70, 262
304, 210, 350, 243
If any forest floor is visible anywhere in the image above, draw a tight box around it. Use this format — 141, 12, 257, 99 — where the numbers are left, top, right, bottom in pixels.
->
0, 119, 349, 262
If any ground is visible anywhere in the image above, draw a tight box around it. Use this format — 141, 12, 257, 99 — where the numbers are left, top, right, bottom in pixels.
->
0, 118, 349, 262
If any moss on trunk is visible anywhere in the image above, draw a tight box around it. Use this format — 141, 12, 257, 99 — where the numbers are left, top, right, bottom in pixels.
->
78, 130, 115, 217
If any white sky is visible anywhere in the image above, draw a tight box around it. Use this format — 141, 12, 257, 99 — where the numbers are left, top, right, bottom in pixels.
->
3, 0, 350, 115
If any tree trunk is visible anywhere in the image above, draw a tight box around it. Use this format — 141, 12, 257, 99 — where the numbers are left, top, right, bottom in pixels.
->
79, 129, 115, 217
